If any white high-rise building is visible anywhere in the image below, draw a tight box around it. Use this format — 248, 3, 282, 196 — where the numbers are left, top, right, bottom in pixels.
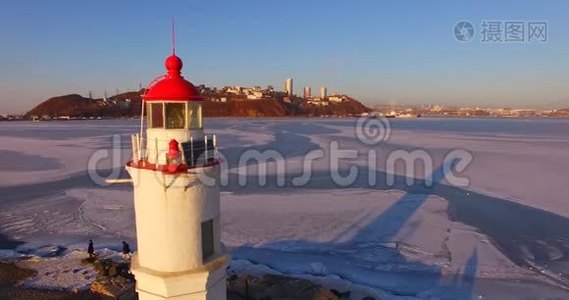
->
320, 86, 327, 99
126, 53, 227, 300
303, 86, 311, 98
284, 78, 293, 96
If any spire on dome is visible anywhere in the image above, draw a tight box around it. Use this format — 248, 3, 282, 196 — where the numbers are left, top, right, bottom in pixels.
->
171, 17, 176, 55
164, 17, 182, 78
141, 20, 202, 102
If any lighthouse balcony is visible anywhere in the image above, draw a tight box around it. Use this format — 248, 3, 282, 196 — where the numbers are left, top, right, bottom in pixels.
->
129, 133, 218, 171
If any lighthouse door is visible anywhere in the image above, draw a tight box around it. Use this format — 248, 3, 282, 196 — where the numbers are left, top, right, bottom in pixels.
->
201, 219, 214, 261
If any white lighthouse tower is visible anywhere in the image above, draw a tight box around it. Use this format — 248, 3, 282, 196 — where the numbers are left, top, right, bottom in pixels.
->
126, 52, 227, 300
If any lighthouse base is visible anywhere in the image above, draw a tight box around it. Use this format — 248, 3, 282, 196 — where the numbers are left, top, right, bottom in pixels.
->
131, 253, 229, 300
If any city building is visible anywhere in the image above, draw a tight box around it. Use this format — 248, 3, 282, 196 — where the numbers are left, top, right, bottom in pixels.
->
226, 86, 242, 95
307, 97, 329, 106
320, 86, 327, 99
284, 78, 293, 96
219, 85, 270, 100
126, 53, 227, 300
328, 95, 345, 103
303, 86, 311, 98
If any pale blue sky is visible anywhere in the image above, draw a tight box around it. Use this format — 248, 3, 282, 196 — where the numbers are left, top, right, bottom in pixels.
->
0, 0, 568, 113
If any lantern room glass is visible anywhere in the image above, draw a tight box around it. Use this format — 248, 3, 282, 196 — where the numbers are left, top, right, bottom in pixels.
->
165, 103, 186, 129
187, 103, 202, 129
148, 103, 164, 128
147, 102, 201, 129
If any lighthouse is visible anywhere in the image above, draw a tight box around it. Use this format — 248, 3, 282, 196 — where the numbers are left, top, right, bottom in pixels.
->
126, 52, 227, 299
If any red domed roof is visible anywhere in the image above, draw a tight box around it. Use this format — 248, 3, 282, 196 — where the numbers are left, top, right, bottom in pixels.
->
143, 54, 203, 102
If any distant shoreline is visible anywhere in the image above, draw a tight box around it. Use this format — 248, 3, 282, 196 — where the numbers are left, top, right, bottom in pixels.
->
3, 115, 569, 122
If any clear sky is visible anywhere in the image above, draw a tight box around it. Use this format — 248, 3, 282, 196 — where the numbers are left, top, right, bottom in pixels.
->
1, 0, 568, 113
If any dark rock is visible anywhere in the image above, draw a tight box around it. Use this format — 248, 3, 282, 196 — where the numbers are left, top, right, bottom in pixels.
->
108, 265, 118, 277
331, 289, 351, 299
227, 274, 338, 300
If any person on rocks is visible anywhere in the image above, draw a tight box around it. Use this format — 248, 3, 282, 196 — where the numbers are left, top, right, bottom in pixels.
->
88, 239, 95, 258
122, 241, 131, 259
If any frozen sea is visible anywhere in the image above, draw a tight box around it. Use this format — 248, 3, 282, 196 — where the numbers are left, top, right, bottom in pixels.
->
1, 118, 569, 299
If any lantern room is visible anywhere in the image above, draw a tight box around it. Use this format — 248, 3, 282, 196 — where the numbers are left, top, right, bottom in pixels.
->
133, 53, 215, 167
143, 54, 203, 130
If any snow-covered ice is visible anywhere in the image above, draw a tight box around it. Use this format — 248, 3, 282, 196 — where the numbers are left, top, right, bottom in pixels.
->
1, 118, 569, 299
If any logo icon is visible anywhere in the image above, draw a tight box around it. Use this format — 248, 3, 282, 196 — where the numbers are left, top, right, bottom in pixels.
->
454, 21, 475, 42
355, 117, 391, 145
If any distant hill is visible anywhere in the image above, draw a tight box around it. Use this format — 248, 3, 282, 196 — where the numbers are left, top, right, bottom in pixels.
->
26, 92, 142, 119
26, 94, 102, 118
299, 97, 371, 117
203, 99, 288, 117
547, 108, 569, 117
26, 91, 370, 119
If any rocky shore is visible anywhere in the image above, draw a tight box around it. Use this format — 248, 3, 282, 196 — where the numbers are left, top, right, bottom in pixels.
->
0, 257, 377, 300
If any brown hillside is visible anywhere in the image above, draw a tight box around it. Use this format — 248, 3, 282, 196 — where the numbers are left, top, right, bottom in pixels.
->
26, 92, 143, 118
203, 99, 288, 117
301, 98, 371, 116
26, 94, 102, 118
